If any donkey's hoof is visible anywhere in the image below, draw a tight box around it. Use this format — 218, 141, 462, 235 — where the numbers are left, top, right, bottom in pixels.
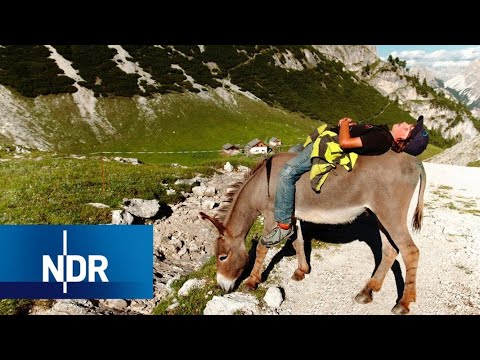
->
244, 277, 259, 291
355, 292, 373, 304
291, 269, 306, 281
391, 303, 410, 315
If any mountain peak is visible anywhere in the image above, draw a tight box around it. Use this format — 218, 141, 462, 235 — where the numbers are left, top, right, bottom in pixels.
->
445, 59, 480, 109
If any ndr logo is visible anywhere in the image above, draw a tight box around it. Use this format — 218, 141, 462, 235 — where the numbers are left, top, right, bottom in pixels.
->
42, 230, 109, 293
0, 224, 152, 299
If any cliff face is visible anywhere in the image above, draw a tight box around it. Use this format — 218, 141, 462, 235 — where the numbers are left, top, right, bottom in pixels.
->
313, 45, 479, 141
427, 134, 480, 165
312, 45, 377, 72
445, 59, 480, 110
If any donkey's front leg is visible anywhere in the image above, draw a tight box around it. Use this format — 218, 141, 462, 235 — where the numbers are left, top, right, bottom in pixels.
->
244, 213, 275, 290
291, 219, 310, 281
244, 242, 269, 290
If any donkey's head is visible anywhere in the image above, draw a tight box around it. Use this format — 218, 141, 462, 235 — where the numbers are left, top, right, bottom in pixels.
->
199, 211, 249, 292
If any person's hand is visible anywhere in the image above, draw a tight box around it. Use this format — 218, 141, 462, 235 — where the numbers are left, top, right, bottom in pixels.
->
338, 117, 355, 126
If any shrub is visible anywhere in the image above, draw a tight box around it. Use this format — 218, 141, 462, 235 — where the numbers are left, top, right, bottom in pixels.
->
0, 45, 76, 97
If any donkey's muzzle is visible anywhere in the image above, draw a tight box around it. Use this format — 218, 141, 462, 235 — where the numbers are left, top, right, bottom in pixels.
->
217, 273, 235, 292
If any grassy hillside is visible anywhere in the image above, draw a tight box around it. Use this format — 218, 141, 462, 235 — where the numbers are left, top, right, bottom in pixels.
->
418, 144, 443, 161
0, 149, 257, 225
6, 89, 320, 164
4, 81, 413, 164
3, 45, 465, 163
0, 148, 258, 315
0, 45, 416, 155
97, 93, 322, 163
229, 46, 414, 127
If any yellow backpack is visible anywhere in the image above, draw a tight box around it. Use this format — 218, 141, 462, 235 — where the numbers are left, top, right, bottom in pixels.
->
303, 124, 358, 192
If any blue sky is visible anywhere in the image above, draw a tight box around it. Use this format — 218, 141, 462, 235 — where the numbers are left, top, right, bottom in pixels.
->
376, 45, 477, 59
376, 45, 480, 80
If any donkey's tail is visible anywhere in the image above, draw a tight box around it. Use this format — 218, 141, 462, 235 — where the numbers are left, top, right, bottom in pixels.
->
412, 161, 426, 232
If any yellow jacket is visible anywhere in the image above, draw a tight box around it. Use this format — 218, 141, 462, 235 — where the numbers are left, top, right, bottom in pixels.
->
303, 124, 358, 192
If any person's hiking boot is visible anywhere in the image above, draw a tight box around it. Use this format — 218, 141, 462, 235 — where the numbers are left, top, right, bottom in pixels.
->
261, 225, 294, 247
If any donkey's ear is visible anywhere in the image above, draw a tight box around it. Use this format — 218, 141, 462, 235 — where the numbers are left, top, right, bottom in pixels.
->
199, 212, 227, 235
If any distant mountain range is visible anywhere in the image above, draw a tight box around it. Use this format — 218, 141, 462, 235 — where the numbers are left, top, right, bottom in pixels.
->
407, 60, 480, 123
444, 60, 480, 116
314, 45, 479, 141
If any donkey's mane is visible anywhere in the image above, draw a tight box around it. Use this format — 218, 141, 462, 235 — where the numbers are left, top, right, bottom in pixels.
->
216, 159, 266, 223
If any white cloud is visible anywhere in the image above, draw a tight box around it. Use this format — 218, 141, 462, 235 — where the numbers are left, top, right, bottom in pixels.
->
429, 60, 471, 68
387, 46, 480, 81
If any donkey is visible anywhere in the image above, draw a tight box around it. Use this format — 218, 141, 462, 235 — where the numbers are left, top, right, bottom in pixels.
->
200, 150, 426, 314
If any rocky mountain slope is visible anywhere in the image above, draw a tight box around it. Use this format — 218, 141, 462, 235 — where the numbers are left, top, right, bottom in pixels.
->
428, 133, 480, 165
314, 45, 479, 141
32, 162, 247, 314
445, 60, 480, 112
409, 66, 448, 92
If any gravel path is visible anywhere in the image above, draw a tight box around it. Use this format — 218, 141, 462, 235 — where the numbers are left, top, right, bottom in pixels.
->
258, 162, 480, 315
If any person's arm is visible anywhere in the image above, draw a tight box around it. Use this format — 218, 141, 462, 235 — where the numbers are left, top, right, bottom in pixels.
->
337, 118, 362, 149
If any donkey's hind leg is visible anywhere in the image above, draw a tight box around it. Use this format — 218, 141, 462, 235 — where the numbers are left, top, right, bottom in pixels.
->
355, 223, 398, 304
375, 214, 419, 315
291, 219, 310, 281
391, 235, 419, 315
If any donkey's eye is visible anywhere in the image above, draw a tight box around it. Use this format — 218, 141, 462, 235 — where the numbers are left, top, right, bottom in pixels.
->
219, 254, 228, 262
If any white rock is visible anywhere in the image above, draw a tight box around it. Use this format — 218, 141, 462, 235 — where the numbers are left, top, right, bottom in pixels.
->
36, 300, 92, 315
203, 186, 216, 197
177, 245, 188, 257
88, 202, 110, 208
167, 302, 179, 311
166, 189, 176, 195
114, 157, 141, 165
129, 300, 148, 312
123, 198, 159, 218
166, 275, 181, 293
111, 210, 123, 224
203, 293, 259, 315
178, 278, 206, 297
237, 165, 250, 173
224, 162, 234, 173
171, 163, 188, 168
192, 185, 207, 196
15, 145, 31, 154
188, 243, 200, 253
111, 210, 134, 225
101, 299, 128, 310
202, 199, 216, 210
263, 287, 284, 308
122, 211, 134, 225
175, 178, 198, 186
